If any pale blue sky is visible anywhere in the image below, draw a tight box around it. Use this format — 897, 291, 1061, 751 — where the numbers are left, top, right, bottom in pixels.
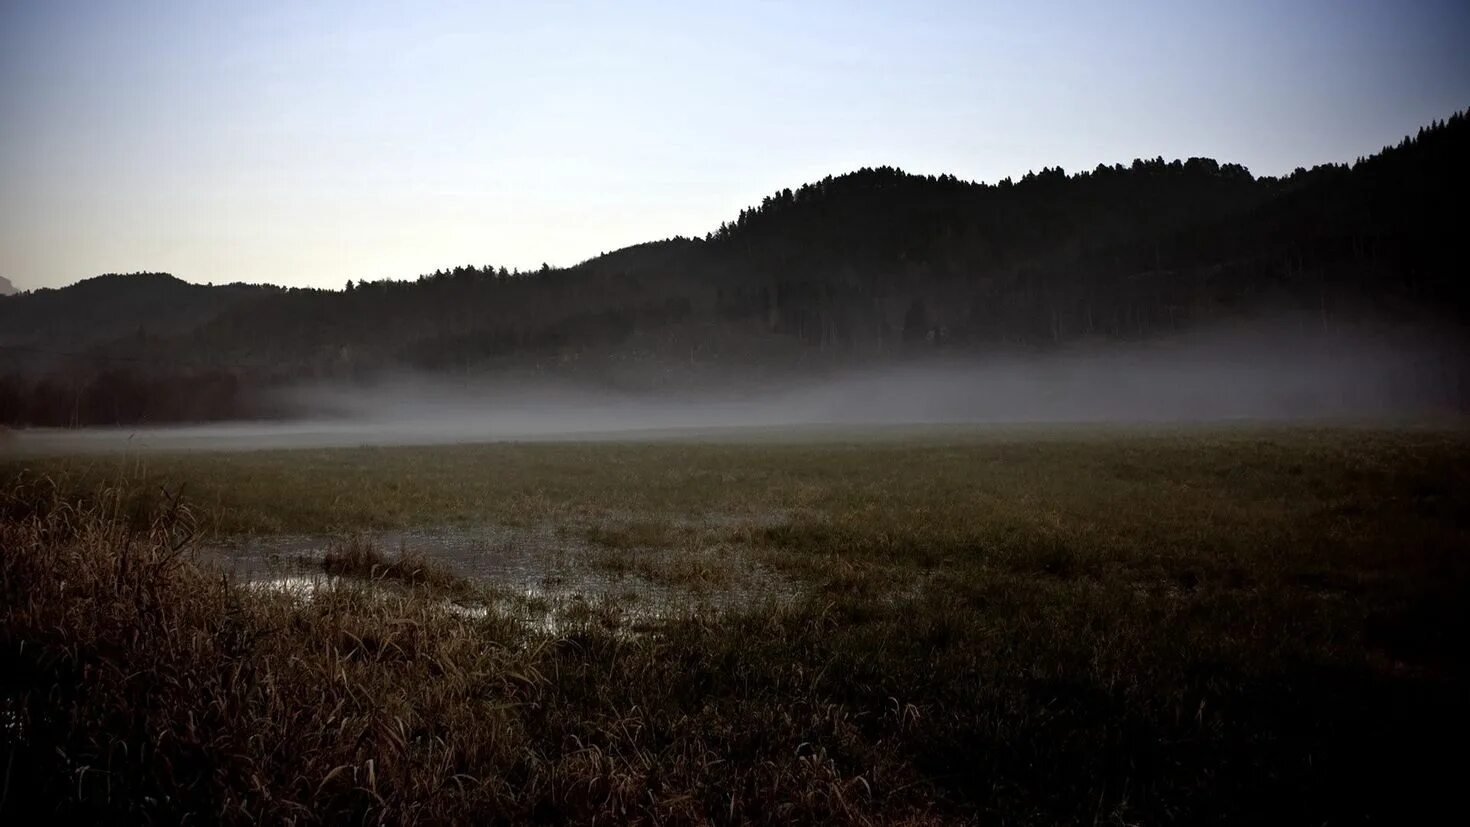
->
2, 0, 1467, 290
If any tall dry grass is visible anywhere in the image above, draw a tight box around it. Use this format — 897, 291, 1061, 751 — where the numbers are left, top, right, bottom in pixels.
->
0, 480, 930, 824
5, 436, 1467, 824
0, 481, 543, 822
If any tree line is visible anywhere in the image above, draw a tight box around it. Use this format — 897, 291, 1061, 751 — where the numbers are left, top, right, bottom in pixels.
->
1, 110, 1465, 426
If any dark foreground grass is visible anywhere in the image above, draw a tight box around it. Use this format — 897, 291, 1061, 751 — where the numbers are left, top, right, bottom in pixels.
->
3, 426, 1469, 823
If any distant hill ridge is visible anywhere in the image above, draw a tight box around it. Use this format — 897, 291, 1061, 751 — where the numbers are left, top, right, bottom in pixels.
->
0, 272, 278, 354
1, 109, 1466, 425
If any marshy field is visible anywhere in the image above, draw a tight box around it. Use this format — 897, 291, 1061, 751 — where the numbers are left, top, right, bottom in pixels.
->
2, 424, 1468, 823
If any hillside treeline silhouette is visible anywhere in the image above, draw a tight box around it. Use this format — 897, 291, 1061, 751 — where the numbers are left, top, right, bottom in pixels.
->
1, 110, 1465, 426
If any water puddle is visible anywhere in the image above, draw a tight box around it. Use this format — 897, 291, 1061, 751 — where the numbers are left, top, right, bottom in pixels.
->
200, 519, 796, 635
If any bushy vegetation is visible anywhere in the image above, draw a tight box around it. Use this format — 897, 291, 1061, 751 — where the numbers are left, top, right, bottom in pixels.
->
4, 427, 1468, 822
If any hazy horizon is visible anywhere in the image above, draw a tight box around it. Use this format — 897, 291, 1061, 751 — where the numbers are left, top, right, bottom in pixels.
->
7, 314, 1462, 455
3, 0, 1469, 293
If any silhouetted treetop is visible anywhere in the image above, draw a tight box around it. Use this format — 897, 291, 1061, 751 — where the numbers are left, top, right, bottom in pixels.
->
2, 108, 1466, 425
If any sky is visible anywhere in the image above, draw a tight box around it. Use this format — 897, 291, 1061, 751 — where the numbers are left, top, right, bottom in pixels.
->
1, 1, 1468, 291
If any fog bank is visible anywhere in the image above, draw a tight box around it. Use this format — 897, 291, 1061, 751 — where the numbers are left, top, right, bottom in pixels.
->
6, 321, 1465, 455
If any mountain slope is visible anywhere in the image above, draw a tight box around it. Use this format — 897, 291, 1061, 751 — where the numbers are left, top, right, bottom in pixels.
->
1, 110, 1466, 425
0, 273, 277, 356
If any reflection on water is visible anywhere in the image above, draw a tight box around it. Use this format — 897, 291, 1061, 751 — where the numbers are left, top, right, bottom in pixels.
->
202, 521, 794, 635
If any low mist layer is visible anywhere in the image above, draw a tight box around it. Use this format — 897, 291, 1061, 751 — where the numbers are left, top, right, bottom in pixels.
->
7, 320, 1465, 455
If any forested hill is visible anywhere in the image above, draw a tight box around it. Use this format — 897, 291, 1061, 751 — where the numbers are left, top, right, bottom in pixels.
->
1, 110, 1466, 426
0, 273, 278, 355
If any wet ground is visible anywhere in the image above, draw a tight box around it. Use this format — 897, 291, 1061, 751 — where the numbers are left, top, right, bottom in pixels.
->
199, 518, 797, 634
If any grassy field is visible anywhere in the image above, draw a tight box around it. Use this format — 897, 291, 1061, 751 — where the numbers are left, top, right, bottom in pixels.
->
3, 425, 1468, 823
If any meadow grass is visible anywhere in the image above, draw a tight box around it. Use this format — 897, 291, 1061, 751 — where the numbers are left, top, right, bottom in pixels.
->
320, 535, 475, 596
2, 425, 1468, 822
